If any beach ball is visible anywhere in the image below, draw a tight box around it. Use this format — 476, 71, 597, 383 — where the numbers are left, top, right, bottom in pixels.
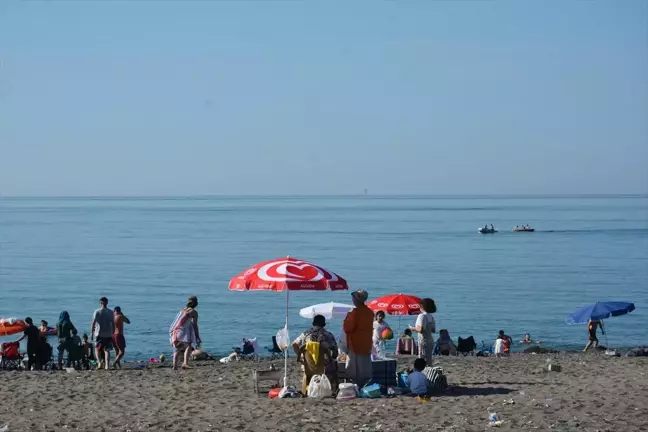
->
381, 328, 394, 340
159, 354, 166, 363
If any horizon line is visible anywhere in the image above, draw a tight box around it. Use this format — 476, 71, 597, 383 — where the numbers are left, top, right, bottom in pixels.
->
1, 193, 647, 199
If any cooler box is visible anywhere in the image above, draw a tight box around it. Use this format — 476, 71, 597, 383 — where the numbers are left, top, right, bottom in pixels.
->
371, 359, 397, 387
337, 359, 397, 388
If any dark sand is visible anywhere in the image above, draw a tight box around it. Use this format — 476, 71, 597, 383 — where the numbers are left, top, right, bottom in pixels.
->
1, 353, 647, 431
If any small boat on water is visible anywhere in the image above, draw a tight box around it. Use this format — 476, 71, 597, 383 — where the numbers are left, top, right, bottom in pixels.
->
478, 227, 497, 234
513, 226, 535, 232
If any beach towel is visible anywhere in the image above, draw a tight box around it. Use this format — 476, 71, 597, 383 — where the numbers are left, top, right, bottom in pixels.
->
305, 341, 320, 364
169, 308, 197, 347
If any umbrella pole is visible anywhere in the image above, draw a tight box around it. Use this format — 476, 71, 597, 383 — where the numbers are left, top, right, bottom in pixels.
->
284, 287, 289, 388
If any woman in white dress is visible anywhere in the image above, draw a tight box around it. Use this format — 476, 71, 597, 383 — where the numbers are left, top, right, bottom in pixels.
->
409, 298, 436, 364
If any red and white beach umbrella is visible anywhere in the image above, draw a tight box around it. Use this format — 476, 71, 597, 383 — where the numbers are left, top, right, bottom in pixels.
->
368, 293, 422, 316
229, 257, 348, 387
229, 257, 348, 292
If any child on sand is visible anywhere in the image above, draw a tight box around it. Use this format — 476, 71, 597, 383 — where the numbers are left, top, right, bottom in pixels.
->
406, 358, 430, 399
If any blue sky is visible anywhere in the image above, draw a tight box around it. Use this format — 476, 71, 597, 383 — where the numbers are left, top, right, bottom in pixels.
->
1, 0, 646, 196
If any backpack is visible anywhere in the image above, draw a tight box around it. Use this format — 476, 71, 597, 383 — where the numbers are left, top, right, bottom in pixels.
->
423, 366, 448, 393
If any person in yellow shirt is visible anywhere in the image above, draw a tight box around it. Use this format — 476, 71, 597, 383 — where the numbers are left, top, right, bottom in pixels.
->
343, 289, 374, 387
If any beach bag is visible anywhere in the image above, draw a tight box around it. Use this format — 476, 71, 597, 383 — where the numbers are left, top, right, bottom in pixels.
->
307, 374, 333, 398
423, 366, 448, 393
336, 383, 358, 400
275, 326, 290, 351
360, 382, 382, 399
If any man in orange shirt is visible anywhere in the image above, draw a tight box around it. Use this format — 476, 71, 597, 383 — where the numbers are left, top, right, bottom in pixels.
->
343, 289, 374, 387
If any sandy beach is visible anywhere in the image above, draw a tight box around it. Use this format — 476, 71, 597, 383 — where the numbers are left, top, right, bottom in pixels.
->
1, 352, 647, 432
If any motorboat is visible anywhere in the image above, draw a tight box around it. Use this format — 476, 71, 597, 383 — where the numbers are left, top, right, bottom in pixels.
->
513, 227, 535, 232
478, 227, 497, 234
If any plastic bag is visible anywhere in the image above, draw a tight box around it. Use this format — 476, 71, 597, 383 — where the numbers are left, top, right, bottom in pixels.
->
275, 326, 290, 351
307, 374, 333, 398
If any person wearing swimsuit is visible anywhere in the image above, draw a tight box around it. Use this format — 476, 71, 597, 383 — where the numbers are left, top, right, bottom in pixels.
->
584, 319, 604, 351
112, 306, 130, 369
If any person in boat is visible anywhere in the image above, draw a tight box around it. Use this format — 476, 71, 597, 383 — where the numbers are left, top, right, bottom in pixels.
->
483, 225, 489, 231
515, 225, 519, 230
490, 224, 494, 231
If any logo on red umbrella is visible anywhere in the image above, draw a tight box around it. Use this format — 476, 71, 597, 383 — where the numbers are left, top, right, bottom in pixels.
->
257, 259, 340, 283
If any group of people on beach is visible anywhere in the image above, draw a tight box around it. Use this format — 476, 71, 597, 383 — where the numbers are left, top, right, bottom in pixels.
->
285, 290, 438, 394
13, 297, 130, 371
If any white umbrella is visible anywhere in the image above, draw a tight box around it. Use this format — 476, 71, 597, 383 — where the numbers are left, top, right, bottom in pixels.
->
299, 302, 355, 319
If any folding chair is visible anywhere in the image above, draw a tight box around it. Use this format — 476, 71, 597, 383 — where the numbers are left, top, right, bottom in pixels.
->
266, 336, 284, 360
456, 336, 477, 356
1, 342, 23, 370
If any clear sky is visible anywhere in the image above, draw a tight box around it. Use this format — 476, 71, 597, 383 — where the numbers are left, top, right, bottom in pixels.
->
1, 0, 646, 196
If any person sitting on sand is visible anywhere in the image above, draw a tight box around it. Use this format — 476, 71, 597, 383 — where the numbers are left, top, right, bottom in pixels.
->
293, 314, 339, 394
343, 290, 374, 387
37, 335, 53, 368
434, 329, 457, 356
81, 333, 93, 369
192, 347, 214, 361
112, 306, 130, 369
406, 358, 429, 399
169, 296, 201, 370
372, 310, 391, 358
584, 319, 604, 352
395, 329, 417, 355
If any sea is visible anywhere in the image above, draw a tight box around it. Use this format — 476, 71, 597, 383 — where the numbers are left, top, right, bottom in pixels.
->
1, 195, 647, 359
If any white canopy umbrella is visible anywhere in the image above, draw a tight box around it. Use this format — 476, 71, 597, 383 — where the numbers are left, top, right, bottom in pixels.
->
299, 302, 355, 319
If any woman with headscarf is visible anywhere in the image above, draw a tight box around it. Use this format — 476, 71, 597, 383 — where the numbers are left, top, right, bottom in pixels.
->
409, 298, 436, 364
56, 311, 77, 369
169, 296, 201, 370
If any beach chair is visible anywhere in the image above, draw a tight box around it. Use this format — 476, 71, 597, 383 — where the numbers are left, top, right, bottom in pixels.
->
0, 342, 23, 370
266, 336, 284, 360
234, 338, 259, 361
456, 336, 477, 356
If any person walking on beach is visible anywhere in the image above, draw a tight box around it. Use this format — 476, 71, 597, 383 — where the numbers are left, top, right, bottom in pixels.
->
343, 289, 374, 387
15, 317, 41, 370
584, 319, 604, 351
112, 306, 130, 369
91, 297, 114, 370
169, 296, 201, 370
55, 311, 77, 369
410, 298, 436, 364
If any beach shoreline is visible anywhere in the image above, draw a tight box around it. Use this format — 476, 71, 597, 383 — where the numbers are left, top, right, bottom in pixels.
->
1, 352, 647, 431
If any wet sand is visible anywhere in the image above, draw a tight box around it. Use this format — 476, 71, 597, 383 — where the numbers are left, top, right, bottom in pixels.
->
0, 353, 646, 432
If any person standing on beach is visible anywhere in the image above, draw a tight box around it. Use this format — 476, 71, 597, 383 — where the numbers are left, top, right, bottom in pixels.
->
410, 298, 436, 364
91, 297, 114, 370
343, 289, 374, 387
112, 306, 130, 369
55, 311, 77, 369
169, 296, 201, 370
15, 317, 41, 370
584, 319, 604, 351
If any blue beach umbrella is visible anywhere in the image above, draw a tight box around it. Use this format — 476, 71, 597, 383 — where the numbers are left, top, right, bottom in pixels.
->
566, 301, 635, 325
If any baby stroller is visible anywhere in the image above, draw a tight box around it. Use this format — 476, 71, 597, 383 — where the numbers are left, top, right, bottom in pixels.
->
266, 336, 284, 360
233, 338, 259, 361
0, 342, 22, 370
456, 336, 477, 356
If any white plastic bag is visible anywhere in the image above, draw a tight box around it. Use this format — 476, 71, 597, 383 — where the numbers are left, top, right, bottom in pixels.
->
275, 326, 290, 351
307, 374, 332, 398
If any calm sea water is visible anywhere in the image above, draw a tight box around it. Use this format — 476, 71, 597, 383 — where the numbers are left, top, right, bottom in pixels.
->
1, 196, 647, 359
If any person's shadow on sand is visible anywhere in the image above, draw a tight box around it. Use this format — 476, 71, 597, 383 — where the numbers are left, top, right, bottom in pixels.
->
445, 386, 515, 397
